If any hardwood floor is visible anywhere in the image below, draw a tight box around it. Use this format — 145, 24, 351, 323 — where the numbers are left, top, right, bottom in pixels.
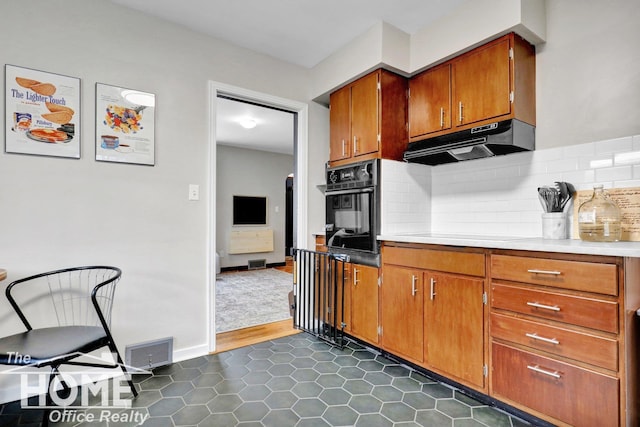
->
214, 257, 296, 353
274, 256, 294, 274
213, 318, 300, 353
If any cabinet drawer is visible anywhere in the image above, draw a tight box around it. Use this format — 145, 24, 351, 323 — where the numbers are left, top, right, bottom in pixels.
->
491, 254, 617, 295
491, 312, 618, 371
492, 342, 619, 427
383, 245, 484, 277
491, 283, 618, 333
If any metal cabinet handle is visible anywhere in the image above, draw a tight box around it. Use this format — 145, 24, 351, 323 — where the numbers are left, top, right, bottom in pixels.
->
411, 275, 418, 296
527, 364, 561, 379
458, 102, 463, 123
526, 301, 561, 312
430, 277, 436, 300
527, 269, 562, 276
440, 107, 445, 128
353, 136, 358, 154
341, 139, 346, 157
526, 333, 560, 345
353, 268, 359, 286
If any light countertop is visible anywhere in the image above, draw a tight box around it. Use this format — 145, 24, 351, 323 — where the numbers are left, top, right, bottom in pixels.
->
378, 233, 640, 258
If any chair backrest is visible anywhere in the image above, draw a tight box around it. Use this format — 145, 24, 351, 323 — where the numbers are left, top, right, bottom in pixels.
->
6, 266, 122, 331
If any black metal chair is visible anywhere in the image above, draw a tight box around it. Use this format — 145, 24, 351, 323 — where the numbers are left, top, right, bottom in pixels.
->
0, 266, 137, 421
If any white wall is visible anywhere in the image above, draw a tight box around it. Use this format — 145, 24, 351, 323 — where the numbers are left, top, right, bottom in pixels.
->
0, 0, 326, 399
535, 0, 640, 148
216, 146, 293, 268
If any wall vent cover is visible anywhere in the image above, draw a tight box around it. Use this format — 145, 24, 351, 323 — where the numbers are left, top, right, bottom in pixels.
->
248, 259, 267, 270
125, 337, 173, 369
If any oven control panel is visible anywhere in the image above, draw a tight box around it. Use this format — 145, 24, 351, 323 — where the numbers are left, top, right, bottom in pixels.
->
326, 159, 377, 191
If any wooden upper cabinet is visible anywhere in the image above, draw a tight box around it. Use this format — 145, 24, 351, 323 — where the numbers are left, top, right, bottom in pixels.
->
329, 86, 351, 161
408, 32, 535, 143
409, 64, 451, 139
328, 69, 408, 167
350, 72, 379, 157
452, 36, 511, 127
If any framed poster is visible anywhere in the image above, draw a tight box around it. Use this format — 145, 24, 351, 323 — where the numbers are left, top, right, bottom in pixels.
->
5, 65, 81, 158
95, 83, 155, 166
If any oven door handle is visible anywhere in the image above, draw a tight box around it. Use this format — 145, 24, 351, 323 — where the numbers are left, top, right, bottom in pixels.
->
325, 188, 374, 196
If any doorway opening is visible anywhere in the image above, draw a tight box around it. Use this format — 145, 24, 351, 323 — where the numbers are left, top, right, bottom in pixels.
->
208, 81, 309, 353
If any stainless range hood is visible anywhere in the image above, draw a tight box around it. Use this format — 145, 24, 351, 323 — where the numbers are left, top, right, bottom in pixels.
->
403, 119, 535, 165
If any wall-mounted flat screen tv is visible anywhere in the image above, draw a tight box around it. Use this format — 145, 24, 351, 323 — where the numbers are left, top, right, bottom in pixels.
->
233, 195, 267, 225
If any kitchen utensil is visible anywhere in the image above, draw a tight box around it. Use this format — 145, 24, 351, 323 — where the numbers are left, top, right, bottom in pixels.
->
538, 186, 559, 213
538, 182, 574, 213
554, 181, 573, 211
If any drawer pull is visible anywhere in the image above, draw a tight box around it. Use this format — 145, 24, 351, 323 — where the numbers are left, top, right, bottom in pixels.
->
527, 269, 562, 276
411, 275, 419, 297
527, 364, 561, 379
526, 301, 561, 312
525, 333, 560, 345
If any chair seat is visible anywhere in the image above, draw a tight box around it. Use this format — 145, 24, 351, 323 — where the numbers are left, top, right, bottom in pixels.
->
0, 326, 108, 365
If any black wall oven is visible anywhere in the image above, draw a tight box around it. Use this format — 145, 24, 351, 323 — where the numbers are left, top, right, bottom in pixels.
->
325, 159, 380, 266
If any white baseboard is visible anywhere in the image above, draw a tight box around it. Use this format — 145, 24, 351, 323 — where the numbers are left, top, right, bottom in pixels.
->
172, 344, 209, 363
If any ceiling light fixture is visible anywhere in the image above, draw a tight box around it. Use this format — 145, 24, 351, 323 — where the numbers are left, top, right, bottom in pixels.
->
239, 118, 257, 129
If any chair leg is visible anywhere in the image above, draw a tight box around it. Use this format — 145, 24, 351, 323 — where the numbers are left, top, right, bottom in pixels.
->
42, 368, 58, 427
107, 341, 138, 397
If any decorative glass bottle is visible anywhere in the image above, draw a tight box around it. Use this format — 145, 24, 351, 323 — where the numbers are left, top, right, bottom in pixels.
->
578, 185, 622, 242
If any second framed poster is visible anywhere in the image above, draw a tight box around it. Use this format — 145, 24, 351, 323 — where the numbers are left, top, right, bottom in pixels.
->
95, 83, 155, 165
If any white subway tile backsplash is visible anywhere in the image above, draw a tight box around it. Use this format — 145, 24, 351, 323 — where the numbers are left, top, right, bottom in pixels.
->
381, 134, 640, 238
595, 165, 633, 182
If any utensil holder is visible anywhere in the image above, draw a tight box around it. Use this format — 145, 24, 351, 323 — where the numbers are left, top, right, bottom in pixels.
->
542, 212, 567, 239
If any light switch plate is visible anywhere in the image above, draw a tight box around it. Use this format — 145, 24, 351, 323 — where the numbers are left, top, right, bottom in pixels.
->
188, 184, 199, 200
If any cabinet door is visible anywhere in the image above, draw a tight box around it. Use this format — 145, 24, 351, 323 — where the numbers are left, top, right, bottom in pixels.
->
409, 64, 451, 138
329, 86, 351, 162
317, 258, 350, 334
350, 72, 379, 157
350, 265, 379, 344
338, 262, 352, 334
425, 272, 484, 388
453, 37, 511, 127
380, 265, 423, 363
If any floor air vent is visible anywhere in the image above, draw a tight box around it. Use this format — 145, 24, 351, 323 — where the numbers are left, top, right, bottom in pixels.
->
125, 337, 173, 369
248, 259, 267, 270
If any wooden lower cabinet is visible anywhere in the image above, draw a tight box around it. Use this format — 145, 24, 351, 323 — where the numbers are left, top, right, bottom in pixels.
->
425, 272, 484, 388
489, 252, 638, 427
315, 257, 378, 344
379, 265, 424, 363
492, 342, 619, 427
381, 243, 486, 390
374, 244, 639, 426
349, 264, 379, 344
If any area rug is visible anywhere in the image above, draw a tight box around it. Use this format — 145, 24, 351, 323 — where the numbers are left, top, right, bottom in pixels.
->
215, 268, 293, 332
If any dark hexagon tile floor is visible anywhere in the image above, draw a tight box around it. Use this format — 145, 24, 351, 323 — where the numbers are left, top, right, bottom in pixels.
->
0, 333, 539, 426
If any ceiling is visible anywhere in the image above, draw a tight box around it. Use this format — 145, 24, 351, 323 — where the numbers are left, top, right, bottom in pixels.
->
216, 97, 295, 155
109, 0, 468, 155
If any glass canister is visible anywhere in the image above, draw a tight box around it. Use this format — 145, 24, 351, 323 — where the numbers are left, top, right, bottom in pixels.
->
578, 185, 622, 242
